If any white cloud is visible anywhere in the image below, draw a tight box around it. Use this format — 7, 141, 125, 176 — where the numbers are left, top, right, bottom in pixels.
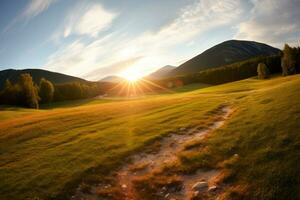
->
45, 33, 126, 77
22, 0, 57, 19
236, 0, 300, 47
135, 0, 244, 49
45, 0, 246, 80
63, 4, 117, 38
3, 0, 57, 33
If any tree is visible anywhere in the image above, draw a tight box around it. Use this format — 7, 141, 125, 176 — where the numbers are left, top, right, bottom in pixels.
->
282, 44, 297, 75
257, 63, 269, 79
18, 73, 40, 109
39, 78, 54, 103
0, 79, 20, 105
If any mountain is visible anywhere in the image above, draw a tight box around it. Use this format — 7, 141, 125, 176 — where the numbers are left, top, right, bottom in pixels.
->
146, 65, 176, 79
0, 69, 87, 89
100, 75, 126, 83
170, 40, 281, 76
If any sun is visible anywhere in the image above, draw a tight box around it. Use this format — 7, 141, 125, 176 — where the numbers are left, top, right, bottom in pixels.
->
121, 69, 142, 82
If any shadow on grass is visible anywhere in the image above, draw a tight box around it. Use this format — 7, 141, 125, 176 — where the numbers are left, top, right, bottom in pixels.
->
40, 99, 103, 109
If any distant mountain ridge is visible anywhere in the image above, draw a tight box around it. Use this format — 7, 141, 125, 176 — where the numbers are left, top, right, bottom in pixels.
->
169, 40, 281, 76
146, 65, 176, 79
0, 40, 282, 88
99, 75, 126, 83
0, 69, 87, 89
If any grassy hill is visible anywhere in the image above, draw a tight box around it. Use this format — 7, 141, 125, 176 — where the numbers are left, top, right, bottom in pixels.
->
0, 69, 88, 89
146, 65, 176, 80
170, 40, 281, 76
99, 75, 126, 83
0, 74, 299, 199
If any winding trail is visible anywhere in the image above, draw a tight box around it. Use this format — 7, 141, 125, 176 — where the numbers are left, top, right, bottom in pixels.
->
73, 105, 233, 200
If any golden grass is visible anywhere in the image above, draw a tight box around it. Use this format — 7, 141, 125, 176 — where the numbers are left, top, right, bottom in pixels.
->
0, 74, 300, 199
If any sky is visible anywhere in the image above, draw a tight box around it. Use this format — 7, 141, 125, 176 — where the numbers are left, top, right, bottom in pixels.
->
0, 0, 299, 80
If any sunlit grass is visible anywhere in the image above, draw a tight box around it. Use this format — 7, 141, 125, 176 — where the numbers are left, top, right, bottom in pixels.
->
0, 74, 300, 199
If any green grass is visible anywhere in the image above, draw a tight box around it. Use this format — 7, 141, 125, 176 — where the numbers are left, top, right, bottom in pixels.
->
177, 75, 300, 199
0, 74, 300, 199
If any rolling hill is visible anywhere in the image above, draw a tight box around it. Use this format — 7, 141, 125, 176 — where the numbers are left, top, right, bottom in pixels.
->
1, 74, 300, 199
169, 40, 281, 76
146, 65, 176, 79
0, 69, 87, 89
99, 75, 126, 83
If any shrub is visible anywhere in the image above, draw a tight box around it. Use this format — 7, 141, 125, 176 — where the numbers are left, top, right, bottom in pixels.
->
257, 63, 269, 79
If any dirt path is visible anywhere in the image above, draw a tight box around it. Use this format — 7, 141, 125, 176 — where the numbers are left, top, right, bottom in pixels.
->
72, 105, 233, 200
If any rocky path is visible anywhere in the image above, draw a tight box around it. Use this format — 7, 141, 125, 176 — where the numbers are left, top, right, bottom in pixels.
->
73, 105, 233, 200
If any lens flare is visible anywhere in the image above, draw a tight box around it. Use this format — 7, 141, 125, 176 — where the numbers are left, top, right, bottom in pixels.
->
120, 68, 142, 82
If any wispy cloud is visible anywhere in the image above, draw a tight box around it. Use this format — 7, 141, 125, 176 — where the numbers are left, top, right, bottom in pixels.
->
83, 56, 143, 80
62, 3, 118, 38
45, 0, 246, 80
3, 0, 58, 33
139, 0, 244, 47
22, 0, 58, 19
236, 0, 300, 47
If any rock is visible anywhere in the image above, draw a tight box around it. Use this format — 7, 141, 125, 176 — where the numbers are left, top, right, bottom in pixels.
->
193, 191, 199, 196
180, 127, 186, 131
121, 184, 127, 189
208, 185, 218, 193
192, 181, 208, 192
165, 193, 170, 198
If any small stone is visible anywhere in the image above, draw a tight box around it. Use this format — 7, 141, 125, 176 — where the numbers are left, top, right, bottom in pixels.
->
180, 127, 186, 131
193, 191, 200, 197
192, 181, 208, 192
208, 185, 218, 193
234, 154, 239, 157
104, 184, 111, 189
122, 184, 127, 189
165, 193, 170, 198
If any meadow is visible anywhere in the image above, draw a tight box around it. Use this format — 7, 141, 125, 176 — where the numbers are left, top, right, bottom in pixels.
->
0, 74, 300, 199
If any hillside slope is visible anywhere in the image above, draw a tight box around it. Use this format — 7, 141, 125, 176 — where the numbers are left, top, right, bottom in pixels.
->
0, 74, 299, 199
0, 69, 87, 89
170, 40, 281, 76
99, 75, 126, 83
146, 65, 176, 79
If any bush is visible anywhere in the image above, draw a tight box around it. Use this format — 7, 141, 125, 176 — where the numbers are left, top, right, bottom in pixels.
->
257, 63, 270, 79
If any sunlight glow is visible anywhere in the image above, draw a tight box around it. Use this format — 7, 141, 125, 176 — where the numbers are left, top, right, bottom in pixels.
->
120, 68, 143, 82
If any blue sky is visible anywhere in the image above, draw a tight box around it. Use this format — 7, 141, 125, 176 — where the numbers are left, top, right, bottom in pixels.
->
0, 0, 299, 80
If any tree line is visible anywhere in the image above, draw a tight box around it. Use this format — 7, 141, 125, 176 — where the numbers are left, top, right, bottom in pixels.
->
167, 55, 282, 85
1, 44, 299, 108
281, 44, 300, 75
155, 43, 300, 86
257, 44, 300, 79
0, 74, 106, 108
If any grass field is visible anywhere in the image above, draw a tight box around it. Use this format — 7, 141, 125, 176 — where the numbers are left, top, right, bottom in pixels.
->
1, 74, 300, 199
